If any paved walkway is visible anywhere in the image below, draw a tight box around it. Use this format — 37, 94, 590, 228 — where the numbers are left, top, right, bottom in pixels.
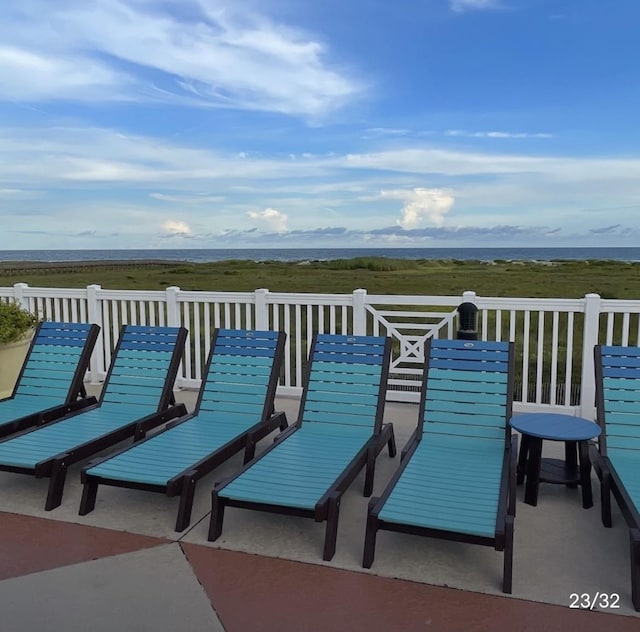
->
1, 512, 638, 632
1, 391, 639, 630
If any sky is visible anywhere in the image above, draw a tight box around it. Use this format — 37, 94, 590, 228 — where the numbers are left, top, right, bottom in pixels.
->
1, 0, 640, 250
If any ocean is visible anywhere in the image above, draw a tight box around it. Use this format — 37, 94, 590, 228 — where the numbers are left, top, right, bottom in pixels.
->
0, 247, 639, 263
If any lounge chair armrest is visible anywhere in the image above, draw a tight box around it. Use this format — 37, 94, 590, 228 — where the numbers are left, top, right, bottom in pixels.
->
270, 410, 288, 430
38, 396, 98, 425
400, 431, 420, 462
274, 423, 298, 443
65, 395, 98, 413
166, 411, 194, 429
134, 403, 188, 439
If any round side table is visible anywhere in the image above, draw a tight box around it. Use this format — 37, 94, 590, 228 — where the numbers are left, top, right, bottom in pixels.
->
509, 413, 602, 508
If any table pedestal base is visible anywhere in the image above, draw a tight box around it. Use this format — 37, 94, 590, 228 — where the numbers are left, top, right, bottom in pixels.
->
516, 435, 594, 508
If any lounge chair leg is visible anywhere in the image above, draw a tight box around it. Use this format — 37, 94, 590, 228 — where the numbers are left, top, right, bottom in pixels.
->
386, 425, 397, 458
601, 470, 612, 528
578, 441, 593, 509
364, 449, 376, 497
631, 528, 640, 611
523, 437, 542, 506
516, 434, 529, 485
322, 494, 340, 561
362, 498, 380, 569
243, 441, 256, 464
208, 490, 225, 541
45, 459, 67, 511
175, 476, 197, 532
502, 515, 514, 594
79, 479, 99, 515
509, 435, 518, 518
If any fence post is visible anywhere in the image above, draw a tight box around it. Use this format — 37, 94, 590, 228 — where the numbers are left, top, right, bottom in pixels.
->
166, 286, 181, 327
13, 283, 29, 310
579, 293, 601, 419
86, 284, 104, 383
352, 289, 367, 335
461, 290, 477, 303
254, 288, 269, 330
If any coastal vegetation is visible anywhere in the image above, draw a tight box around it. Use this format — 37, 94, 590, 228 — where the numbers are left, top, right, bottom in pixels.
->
1, 257, 639, 299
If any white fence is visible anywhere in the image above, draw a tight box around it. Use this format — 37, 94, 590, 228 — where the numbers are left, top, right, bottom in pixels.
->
3, 283, 640, 419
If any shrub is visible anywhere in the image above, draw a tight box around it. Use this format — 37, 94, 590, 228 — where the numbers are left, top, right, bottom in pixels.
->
0, 302, 38, 344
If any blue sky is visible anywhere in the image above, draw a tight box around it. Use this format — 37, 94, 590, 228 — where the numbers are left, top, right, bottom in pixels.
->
1, 0, 639, 250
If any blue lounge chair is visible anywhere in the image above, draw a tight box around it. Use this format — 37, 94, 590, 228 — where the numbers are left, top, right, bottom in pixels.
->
592, 345, 640, 610
79, 329, 286, 531
363, 339, 516, 594
0, 325, 187, 510
0, 321, 100, 438
208, 333, 396, 561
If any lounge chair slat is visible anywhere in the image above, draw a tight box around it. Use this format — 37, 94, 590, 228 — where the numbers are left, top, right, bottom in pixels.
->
306, 391, 378, 406
431, 339, 506, 351
601, 345, 640, 358
200, 390, 267, 406
303, 410, 378, 427
308, 373, 382, 389
601, 356, 640, 368
430, 358, 508, 372
607, 437, 640, 450
603, 367, 640, 379
425, 399, 506, 416
206, 366, 272, 380
313, 341, 385, 355
604, 392, 640, 406
423, 421, 506, 439
430, 348, 509, 362
428, 368, 508, 384
603, 411, 640, 425
425, 388, 507, 404
311, 362, 382, 376
207, 354, 275, 367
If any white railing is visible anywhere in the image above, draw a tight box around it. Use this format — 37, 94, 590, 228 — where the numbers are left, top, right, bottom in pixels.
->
3, 283, 640, 419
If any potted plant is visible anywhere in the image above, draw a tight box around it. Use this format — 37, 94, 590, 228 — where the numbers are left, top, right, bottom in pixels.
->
0, 301, 39, 397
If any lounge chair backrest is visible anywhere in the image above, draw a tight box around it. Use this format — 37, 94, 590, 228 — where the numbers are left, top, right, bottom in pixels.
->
421, 339, 513, 441
196, 328, 285, 420
14, 321, 100, 401
298, 333, 390, 432
595, 345, 640, 453
99, 325, 187, 411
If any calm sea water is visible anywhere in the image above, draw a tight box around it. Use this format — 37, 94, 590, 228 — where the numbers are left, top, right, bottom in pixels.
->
0, 247, 639, 263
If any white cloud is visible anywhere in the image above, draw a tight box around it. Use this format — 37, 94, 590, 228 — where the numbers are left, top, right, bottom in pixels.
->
450, 0, 503, 12
0, 1, 362, 119
0, 45, 130, 102
162, 219, 192, 235
150, 193, 225, 205
2, 125, 640, 249
381, 188, 455, 228
247, 208, 288, 232
446, 130, 553, 139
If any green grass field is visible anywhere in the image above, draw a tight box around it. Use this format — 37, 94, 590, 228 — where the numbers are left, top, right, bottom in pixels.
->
1, 257, 639, 299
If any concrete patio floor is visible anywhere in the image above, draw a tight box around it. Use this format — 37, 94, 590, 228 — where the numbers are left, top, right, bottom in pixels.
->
0, 387, 638, 630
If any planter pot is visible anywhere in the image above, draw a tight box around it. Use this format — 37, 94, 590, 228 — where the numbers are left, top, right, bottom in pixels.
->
0, 331, 34, 399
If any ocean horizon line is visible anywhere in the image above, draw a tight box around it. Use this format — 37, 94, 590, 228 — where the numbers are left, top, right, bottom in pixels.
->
1, 246, 639, 264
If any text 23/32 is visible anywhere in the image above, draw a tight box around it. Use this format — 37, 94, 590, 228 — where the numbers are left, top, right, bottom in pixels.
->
569, 593, 620, 609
